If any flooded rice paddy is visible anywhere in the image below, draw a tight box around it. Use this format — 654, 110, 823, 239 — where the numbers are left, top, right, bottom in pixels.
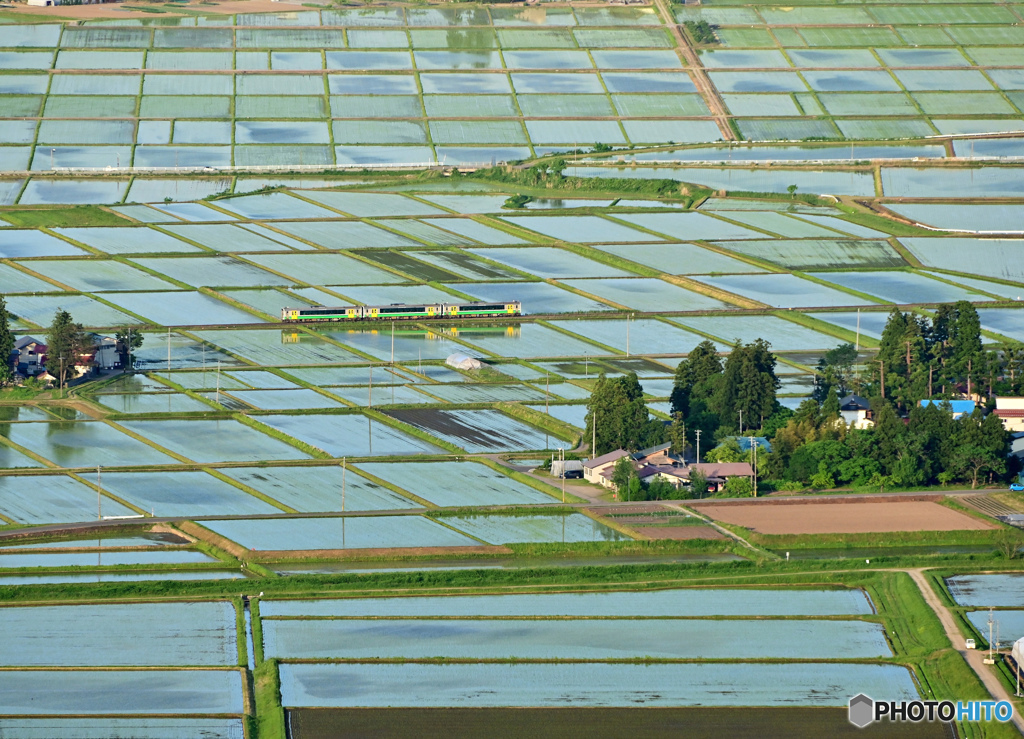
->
261, 588, 873, 618
264, 617, 890, 661
279, 662, 915, 708
947, 574, 1024, 607
0, 602, 236, 666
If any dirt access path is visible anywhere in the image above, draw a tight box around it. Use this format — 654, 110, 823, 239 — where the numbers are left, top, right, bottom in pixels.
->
653, 0, 735, 142
908, 568, 1024, 735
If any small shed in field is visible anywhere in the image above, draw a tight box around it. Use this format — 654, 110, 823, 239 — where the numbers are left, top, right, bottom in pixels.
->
446, 353, 484, 371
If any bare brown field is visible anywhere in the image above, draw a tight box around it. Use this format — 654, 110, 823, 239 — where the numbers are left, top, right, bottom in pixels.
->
288, 707, 948, 739
691, 500, 994, 535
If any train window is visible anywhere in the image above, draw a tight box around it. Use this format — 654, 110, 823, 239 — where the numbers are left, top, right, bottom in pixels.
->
378, 305, 425, 315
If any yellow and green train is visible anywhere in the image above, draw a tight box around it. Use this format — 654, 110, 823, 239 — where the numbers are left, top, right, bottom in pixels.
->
281, 301, 522, 323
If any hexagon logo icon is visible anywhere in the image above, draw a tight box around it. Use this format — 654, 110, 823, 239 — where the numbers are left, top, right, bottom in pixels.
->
849, 694, 874, 728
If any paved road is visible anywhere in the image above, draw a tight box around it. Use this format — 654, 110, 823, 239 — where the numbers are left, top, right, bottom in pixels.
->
908, 568, 1024, 735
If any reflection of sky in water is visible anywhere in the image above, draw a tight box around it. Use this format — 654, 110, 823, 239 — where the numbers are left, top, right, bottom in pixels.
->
266, 616, 888, 660
263, 587, 873, 618
281, 662, 916, 707
948, 574, 1024, 607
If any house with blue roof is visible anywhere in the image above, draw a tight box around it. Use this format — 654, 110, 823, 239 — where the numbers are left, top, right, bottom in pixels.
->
919, 399, 977, 419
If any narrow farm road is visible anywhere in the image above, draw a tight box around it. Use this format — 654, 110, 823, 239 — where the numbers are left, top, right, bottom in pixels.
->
908, 568, 1024, 735
483, 453, 608, 504
653, 0, 735, 142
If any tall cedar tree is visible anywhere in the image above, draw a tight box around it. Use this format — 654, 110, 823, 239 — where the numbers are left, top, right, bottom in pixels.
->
46, 309, 85, 389
114, 327, 144, 372
0, 296, 13, 386
813, 342, 857, 402
670, 340, 722, 417
585, 372, 655, 455
872, 303, 984, 406
713, 339, 779, 432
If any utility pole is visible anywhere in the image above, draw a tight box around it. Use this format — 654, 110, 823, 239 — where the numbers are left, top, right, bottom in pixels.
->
592, 409, 596, 455
368, 365, 372, 407
738, 409, 743, 435
928, 365, 933, 397
749, 436, 757, 497
988, 608, 996, 665
879, 360, 885, 399
97, 465, 102, 520
695, 429, 702, 464
545, 373, 549, 414
341, 457, 346, 512
390, 323, 394, 365
560, 447, 565, 503
216, 361, 221, 406
855, 309, 860, 352
167, 328, 171, 372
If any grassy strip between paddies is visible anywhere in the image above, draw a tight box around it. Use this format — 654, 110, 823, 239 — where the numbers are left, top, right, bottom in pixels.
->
428, 505, 578, 519
232, 413, 334, 460
474, 456, 585, 504
840, 205, 945, 238
362, 408, 465, 454
562, 242, 663, 279
178, 520, 252, 561
505, 537, 739, 557
0, 205, 129, 229
917, 651, 1018, 739
772, 309, 882, 349
469, 168, 707, 205
869, 571, 950, 657
251, 597, 266, 664
0, 557, 1019, 605
495, 402, 579, 446
255, 658, 286, 739
233, 596, 247, 668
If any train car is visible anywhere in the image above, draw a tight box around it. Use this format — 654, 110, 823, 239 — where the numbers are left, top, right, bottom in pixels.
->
281, 301, 521, 323
281, 306, 362, 322
443, 301, 521, 318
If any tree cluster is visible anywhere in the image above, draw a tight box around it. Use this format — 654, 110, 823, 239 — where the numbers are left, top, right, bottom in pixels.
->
610, 456, 695, 502
585, 372, 665, 456
0, 296, 13, 387
46, 308, 86, 389
867, 302, 985, 410
663, 303, 1016, 493
670, 339, 782, 451
764, 397, 1009, 490
683, 20, 717, 44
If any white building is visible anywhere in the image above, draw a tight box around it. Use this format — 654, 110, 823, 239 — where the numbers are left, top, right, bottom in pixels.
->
995, 397, 1024, 433
840, 394, 874, 429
